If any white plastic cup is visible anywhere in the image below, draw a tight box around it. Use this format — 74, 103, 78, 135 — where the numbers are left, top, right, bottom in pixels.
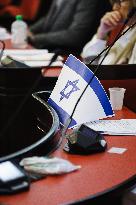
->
109, 87, 126, 110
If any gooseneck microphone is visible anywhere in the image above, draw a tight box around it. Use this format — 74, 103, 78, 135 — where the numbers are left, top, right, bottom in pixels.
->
61, 8, 136, 137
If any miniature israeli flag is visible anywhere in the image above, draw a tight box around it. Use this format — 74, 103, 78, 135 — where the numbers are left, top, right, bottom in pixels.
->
48, 54, 114, 128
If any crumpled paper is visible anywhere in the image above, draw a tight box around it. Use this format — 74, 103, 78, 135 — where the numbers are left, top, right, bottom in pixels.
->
20, 156, 81, 175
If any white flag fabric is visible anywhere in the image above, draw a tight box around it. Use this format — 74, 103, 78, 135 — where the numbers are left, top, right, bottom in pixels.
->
48, 54, 114, 128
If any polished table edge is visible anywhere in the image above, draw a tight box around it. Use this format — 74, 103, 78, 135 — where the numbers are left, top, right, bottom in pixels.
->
64, 174, 136, 205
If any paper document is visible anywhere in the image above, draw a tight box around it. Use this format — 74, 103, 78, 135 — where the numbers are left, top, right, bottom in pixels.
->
3, 52, 63, 61
24, 60, 64, 67
86, 119, 136, 135
3, 49, 48, 56
2, 50, 64, 67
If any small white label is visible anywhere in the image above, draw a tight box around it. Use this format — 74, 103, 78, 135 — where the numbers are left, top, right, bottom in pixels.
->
108, 147, 127, 154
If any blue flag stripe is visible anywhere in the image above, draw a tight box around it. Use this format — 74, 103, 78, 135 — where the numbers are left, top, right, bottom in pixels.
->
65, 55, 113, 116
48, 98, 77, 127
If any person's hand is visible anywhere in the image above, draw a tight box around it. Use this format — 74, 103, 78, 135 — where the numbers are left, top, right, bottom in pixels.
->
97, 11, 123, 39
101, 10, 123, 27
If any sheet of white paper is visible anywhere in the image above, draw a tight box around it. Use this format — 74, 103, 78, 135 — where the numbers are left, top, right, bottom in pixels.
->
108, 147, 127, 154
103, 132, 136, 136
86, 119, 136, 135
24, 60, 64, 67
4, 51, 63, 61
3, 49, 48, 56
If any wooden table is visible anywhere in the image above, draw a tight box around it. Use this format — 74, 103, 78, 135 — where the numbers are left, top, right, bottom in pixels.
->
0, 107, 136, 205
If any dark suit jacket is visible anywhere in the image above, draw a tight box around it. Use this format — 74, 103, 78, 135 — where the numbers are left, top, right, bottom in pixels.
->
30, 0, 111, 54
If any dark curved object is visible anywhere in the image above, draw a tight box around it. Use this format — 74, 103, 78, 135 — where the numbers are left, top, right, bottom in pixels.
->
0, 91, 60, 163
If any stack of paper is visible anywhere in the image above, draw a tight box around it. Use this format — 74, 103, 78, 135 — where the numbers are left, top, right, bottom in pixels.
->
2, 49, 64, 67
86, 119, 136, 135
3, 49, 48, 56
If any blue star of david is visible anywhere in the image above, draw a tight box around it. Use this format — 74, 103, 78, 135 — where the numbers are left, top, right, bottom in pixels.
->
60, 79, 80, 101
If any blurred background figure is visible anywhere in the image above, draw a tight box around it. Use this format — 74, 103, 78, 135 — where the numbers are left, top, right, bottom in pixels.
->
27, 0, 111, 55
81, 0, 136, 64
0, 0, 52, 30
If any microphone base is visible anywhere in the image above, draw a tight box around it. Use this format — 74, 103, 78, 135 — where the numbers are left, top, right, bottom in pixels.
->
63, 124, 107, 155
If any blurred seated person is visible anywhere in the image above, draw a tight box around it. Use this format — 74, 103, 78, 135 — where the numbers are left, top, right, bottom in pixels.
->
81, 0, 136, 64
0, 0, 41, 30
27, 0, 111, 55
